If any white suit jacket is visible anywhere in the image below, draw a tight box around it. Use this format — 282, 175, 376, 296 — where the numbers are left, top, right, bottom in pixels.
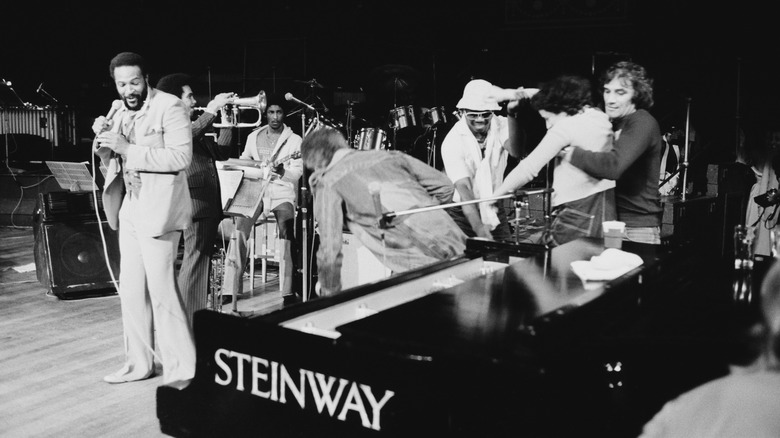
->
101, 88, 193, 236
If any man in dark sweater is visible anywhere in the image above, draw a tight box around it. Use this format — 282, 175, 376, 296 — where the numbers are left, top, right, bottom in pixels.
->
563, 61, 663, 244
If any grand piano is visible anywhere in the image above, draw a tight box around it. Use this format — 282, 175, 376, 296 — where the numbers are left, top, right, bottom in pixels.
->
158, 237, 749, 437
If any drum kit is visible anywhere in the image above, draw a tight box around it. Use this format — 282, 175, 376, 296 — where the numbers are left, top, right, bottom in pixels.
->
289, 66, 452, 167
352, 105, 448, 152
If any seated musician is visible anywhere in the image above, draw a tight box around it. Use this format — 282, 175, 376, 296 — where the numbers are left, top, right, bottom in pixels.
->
301, 127, 467, 297
222, 93, 302, 302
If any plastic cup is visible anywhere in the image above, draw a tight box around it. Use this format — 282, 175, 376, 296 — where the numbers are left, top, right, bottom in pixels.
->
602, 221, 626, 249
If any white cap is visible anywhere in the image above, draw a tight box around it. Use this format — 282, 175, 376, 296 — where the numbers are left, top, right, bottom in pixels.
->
456, 79, 502, 111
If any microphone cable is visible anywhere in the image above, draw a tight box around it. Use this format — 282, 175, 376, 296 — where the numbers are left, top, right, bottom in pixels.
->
91, 119, 162, 365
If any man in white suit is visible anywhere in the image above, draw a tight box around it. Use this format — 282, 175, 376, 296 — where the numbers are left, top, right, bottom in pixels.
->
93, 52, 195, 388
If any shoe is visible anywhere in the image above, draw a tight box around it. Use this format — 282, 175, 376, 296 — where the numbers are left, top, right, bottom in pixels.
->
103, 368, 154, 384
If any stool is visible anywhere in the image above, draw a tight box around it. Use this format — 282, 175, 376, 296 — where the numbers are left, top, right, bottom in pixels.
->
248, 215, 281, 293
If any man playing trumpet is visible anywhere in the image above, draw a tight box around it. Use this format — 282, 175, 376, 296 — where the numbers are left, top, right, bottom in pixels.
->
155, 73, 236, 324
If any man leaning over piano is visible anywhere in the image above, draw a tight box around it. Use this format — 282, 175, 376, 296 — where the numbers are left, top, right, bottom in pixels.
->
301, 127, 467, 297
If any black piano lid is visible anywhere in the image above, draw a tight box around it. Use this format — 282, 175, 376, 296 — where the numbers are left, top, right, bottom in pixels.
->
332, 238, 665, 365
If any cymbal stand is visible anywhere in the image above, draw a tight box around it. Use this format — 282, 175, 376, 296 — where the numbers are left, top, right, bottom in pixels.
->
346, 101, 354, 147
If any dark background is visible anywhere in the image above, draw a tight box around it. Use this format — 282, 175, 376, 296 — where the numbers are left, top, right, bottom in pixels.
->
2, 0, 778, 167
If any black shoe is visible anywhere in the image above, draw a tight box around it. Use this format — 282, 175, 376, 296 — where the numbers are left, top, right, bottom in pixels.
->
283, 293, 301, 306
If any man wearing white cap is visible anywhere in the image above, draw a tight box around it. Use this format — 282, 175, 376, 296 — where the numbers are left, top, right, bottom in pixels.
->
440, 79, 525, 240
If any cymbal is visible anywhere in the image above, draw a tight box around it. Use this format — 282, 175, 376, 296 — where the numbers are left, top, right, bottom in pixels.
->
368, 64, 420, 91
293, 78, 326, 89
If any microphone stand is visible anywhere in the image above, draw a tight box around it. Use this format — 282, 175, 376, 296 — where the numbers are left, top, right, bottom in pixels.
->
7, 84, 30, 108
38, 87, 59, 106
381, 188, 553, 233
298, 113, 321, 302
681, 98, 692, 201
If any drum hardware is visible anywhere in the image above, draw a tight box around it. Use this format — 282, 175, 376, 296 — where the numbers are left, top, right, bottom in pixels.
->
345, 100, 355, 147
421, 106, 447, 127
288, 79, 330, 116
389, 105, 419, 130
209, 247, 227, 312
354, 127, 387, 151
293, 78, 326, 89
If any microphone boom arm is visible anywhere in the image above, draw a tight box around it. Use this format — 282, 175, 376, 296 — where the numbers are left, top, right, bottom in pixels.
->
381, 188, 553, 228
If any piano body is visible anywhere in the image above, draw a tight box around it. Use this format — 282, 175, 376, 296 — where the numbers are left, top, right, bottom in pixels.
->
158, 237, 742, 437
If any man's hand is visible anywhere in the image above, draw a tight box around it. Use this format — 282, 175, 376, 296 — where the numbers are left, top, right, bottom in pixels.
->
477, 224, 493, 239
205, 92, 237, 115
91, 116, 111, 135
272, 163, 285, 180
96, 131, 130, 155
504, 87, 540, 113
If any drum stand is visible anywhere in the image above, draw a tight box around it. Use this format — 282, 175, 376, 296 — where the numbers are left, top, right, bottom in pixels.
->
427, 127, 438, 168
391, 77, 400, 150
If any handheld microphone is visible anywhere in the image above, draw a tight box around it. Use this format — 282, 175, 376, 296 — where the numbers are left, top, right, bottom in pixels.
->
284, 93, 316, 111
106, 99, 123, 120
97, 100, 124, 137
36, 82, 43, 94
1, 78, 10, 87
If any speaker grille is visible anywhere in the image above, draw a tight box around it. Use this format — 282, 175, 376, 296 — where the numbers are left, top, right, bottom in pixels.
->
36, 220, 119, 299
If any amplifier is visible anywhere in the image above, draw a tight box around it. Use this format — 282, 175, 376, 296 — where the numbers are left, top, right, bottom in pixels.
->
36, 191, 105, 222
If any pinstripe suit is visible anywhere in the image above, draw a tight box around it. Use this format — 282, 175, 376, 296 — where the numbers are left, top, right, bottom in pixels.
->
177, 111, 232, 325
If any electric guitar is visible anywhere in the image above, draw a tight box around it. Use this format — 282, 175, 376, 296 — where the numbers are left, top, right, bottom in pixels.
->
221, 151, 301, 180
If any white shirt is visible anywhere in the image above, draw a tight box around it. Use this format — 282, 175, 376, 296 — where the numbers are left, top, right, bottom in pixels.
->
498, 107, 615, 206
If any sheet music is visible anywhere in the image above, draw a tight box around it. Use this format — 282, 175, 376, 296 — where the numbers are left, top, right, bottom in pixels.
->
45, 161, 97, 191
217, 169, 244, 210
224, 178, 270, 218
220, 158, 267, 179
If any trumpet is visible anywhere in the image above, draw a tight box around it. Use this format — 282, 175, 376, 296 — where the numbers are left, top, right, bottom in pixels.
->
196, 91, 267, 128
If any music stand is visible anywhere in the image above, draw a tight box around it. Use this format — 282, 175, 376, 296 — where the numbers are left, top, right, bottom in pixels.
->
45, 161, 98, 192
219, 172, 272, 315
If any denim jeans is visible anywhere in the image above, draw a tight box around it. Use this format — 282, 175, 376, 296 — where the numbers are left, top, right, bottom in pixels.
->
543, 189, 617, 247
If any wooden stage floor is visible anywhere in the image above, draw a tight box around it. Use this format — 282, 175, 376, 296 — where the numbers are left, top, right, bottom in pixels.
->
0, 225, 287, 437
